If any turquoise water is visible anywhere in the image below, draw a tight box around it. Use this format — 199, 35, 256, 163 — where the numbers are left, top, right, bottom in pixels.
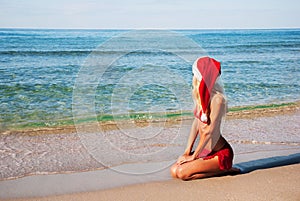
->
0, 29, 299, 127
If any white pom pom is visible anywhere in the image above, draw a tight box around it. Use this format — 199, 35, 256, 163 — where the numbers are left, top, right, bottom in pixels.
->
200, 113, 208, 123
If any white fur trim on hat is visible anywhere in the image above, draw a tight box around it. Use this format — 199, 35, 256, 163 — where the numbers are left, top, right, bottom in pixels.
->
200, 112, 208, 123
192, 59, 202, 81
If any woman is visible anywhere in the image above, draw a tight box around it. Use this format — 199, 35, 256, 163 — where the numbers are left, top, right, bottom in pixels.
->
170, 56, 238, 180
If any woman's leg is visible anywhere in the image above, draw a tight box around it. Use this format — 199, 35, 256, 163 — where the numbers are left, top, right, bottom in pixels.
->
170, 163, 179, 178
176, 156, 222, 180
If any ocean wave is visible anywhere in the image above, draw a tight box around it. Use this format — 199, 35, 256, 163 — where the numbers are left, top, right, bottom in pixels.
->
224, 82, 299, 90
0, 48, 204, 58
222, 43, 300, 49
0, 50, 92, 56
230, 140, 300, 146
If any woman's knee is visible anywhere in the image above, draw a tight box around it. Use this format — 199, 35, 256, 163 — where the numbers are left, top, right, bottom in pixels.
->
176, 166, 189, 180
170, 164, 178, 178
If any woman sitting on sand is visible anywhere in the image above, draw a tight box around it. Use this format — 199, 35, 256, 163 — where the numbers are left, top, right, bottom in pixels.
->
170, 56, 237, 180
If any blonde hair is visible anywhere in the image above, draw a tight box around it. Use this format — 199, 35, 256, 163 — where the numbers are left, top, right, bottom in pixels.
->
192, 76, 201, 111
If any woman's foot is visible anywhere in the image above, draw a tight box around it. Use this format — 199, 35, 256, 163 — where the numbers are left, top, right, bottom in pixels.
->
227, 167, 241, 175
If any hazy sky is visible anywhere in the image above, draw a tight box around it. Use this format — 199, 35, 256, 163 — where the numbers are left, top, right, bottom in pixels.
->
0, 0, 299, 29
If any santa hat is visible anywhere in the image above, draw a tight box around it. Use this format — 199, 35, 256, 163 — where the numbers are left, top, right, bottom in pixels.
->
192, 57, 221, 123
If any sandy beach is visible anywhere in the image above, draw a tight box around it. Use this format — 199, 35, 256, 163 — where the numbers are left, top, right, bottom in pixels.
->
0, 103, 299, 200
2, 164, 299, 201
1, 6, 300, 201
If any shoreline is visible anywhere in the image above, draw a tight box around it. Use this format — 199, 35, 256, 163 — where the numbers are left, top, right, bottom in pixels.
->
1, 101, 299, 136
0, 103, 299, 200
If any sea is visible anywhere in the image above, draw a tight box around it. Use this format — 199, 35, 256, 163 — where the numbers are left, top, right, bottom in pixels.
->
0, 29, 300, 198
0, 28, 299, 129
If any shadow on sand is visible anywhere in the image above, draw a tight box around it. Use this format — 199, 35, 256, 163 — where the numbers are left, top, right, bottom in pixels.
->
233, 153, 300, 174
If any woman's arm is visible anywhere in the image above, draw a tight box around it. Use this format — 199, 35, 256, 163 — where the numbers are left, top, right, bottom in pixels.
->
191, 95, 225, 160
183, 118, 199, 155
176, 118, 199, 164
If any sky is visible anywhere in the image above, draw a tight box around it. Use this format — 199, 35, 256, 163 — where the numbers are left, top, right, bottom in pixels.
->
0, 0, 299, 29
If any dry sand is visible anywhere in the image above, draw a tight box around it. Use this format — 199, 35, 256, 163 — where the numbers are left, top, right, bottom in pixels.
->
2, 164, 300, 201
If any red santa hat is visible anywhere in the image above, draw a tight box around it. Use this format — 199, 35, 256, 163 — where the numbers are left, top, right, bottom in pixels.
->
192, 57, 221, 123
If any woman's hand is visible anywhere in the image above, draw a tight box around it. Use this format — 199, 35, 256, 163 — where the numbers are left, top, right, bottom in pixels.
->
176, 154, 195, 165
176, 155, 186, 165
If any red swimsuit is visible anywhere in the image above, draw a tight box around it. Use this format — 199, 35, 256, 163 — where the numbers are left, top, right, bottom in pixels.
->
202, 142, 234, 170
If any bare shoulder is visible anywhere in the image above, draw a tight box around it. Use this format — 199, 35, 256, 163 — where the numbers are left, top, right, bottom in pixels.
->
211, 93, 225, 106
209, 94, 226, 121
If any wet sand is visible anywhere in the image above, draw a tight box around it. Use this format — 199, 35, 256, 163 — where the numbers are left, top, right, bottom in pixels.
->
1, 103, 299, 181
2, 101, 299, 136
0, 102, 299, 200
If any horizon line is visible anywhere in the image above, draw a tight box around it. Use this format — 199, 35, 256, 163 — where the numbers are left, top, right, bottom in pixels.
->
1, 26, 300, 31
